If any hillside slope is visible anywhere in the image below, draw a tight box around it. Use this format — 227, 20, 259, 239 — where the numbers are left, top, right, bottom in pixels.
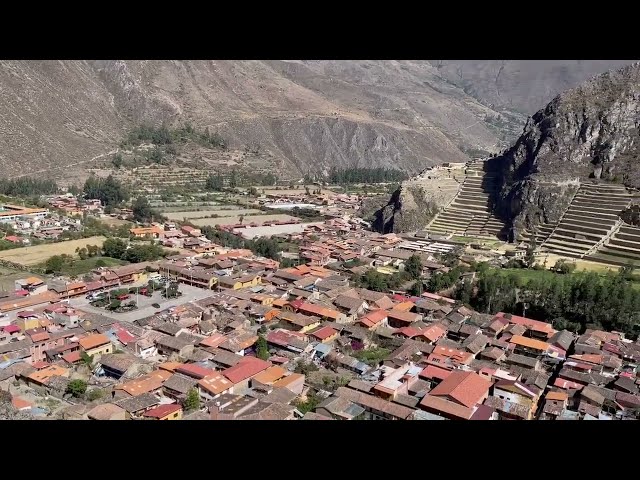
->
0, 60, 634, 181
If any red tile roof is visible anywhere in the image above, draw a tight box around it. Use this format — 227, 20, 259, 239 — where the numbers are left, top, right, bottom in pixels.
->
419, 365, 452, 381
222, 357, 271, 384
309, 326, 337, 341
421, 324, 447, 343
142, 403, 182, 419
176, 364, 216, 380
494, 312, 554, 334
428, 370, 491, 408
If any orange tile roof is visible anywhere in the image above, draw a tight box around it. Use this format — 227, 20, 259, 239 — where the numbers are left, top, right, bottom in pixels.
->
252, 365, 287, 385
158, 362, 184, 372
298, 302, 341, 320
79, 333, 111, 351
546, 391, 568, 402
11, 396, 33, 410
420, 394, 474, 420
25, 276, 44, 285
0, 291, 59, 313
272, 373, 304, 389
428, 370, 491, 409
309, 325, 338, 341
198, 373, 234, 395
509, 335, 550, 352
117, 370, 172, 396
495, 312, 554, 333
358, 309, 388, 327
386, 309, 421, 323
272, 298, 287, 308
27, 365, 69, 384
392, 301, 415, 312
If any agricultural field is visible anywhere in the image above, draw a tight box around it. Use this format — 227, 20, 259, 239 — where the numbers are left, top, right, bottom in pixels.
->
163, 209, 263, 221
56, 257, 128, 278
0, 236, 107, 267
98, 216, 132, 227
190, 214, 298, 227
0, 266, 42, 292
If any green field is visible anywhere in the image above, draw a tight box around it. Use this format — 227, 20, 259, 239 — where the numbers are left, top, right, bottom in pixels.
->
496, 266, 640, 290
53, 257, 128, 277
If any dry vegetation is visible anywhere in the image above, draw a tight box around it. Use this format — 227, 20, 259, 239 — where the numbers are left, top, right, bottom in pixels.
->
0, 236, 107, 266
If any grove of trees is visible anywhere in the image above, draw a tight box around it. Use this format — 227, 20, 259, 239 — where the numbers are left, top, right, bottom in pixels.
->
83, 175, 129, 206
467, 266, 640, 335
0, 178, 59, 197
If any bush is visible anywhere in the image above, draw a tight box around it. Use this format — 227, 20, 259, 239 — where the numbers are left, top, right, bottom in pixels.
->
86, 389, 104, 401
66, 379, 87, 398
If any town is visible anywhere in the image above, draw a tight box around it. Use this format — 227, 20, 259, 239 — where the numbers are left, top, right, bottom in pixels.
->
0, 171, 639, 421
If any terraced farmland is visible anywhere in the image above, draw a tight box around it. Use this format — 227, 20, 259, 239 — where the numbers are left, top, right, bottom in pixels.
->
426, 159, 506, 239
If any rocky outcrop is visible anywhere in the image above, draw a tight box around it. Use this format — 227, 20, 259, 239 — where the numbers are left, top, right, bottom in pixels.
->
372, 180, 447, 233
495, 63, 640, 235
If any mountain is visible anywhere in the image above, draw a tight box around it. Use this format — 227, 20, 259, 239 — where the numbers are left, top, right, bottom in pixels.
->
372, 62, 640, 234
0, 60, 634, 183
495, 62, 640, 238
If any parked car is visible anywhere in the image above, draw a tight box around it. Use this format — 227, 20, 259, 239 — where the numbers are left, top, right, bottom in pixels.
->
116, 294, 130, 301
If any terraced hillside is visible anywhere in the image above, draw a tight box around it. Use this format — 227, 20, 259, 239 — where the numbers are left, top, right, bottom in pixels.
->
538, 183, 634, 259
519, 182, 640, 266
426, 160, 507, 238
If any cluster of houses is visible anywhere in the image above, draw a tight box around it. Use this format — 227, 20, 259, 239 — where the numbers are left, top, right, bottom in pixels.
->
1, 241, 639, 420
45, 194, 103, 216
0, 203, 84, 244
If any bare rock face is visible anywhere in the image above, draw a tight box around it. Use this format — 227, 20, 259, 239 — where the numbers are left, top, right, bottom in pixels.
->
495, 63, 640, 233
372, 180, 446, 233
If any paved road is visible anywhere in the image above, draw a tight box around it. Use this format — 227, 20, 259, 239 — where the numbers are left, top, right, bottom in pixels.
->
69, 284, 215, 323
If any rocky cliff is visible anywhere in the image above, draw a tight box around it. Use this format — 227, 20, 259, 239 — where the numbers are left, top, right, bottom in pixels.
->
495, 62, 640, 237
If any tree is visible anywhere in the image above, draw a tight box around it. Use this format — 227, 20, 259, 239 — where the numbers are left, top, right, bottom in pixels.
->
248, 187, 258, 197
256, 334, 269, 360
205, 173, 224, 191
183, 388, 200, 411
76, 247, 88, 260
132, 196, 156, 223
229, 169, 238, 188
103, 237, 128, 259
112, 153, 124, 169
66, 379, 87, 398
404, 254, 423, 280
83, 175, 129, 206
238, 214, 245, 225
525, 236, 537, 268
45, 255, 65, 274
408, 280, 424, 297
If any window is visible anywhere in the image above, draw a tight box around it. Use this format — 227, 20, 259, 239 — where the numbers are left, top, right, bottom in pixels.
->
172, 413, 179, 418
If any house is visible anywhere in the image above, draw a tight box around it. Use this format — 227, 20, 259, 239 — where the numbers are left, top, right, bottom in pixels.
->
217, 274, 262, 290
23, 365, 70, 388
87, 403, 128, 421
307, 325, 339, 344
79, 334, 113, 357
333, 386, 415, 420
491, 379, 541, 420
222, 357, 272, 395
115, 370, 172, 398
277, 311, 321, 333
386, 310, 421, 329
114, 393, 161, 418
333, 295, 367, 320
156, 335, 194, 358
494, 312, 555, 339
96, 353, 145, 380
357, 309, 388, 330
143, 403, 183, 420
130, 226, 164, 239
272, 373, 305, 395
419, 370, 492, 420
198, 373, 235, 400
251, 365, 288, 390
315, 395, 366, 420
508, 335, 550, 358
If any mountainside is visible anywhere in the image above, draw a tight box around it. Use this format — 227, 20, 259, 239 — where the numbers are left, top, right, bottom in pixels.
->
1, 60, 632, 182
495, 62, 640, 238
431, 60, 635, 115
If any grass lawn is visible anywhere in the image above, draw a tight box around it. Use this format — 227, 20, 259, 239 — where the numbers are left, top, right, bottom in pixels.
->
497, 267, 640, 290
58, 257, 128, 277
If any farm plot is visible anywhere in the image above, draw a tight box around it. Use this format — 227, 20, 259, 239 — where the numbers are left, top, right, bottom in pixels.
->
0, 236, 107, 267
190, 214, 299, 227
163, 209, 263, 221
